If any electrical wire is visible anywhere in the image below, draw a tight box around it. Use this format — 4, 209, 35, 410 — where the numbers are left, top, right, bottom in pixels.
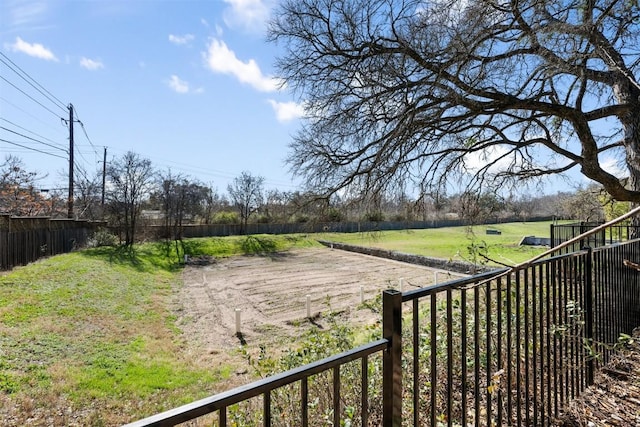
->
0, 117, 66, 149
0, 75, 64, 119
73, 144, 93, 173
0, 138, 67, 159
78, 121, 98, 156
0, 96, 67, 137
71, 105, 99, 157
105, 146, 300, 189
0, 126, 68, 153
73, 163, 93, 184
1, 52, 299, 193
0, 52, 67, 112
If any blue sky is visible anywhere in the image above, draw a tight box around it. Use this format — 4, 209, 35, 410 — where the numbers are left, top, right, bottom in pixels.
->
0, 0, 625, 201
1, 0, 304, 194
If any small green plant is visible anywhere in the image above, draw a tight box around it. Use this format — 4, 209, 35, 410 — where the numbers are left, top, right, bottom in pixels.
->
359, 292, 382, 314
235, 297, 384, 425
0, 357, 18, 394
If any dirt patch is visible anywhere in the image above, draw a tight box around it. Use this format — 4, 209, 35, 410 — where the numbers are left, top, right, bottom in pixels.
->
175, 247, 456, 364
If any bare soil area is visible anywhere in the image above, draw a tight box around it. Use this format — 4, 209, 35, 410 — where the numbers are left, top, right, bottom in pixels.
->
175, 247, 454, 364
558, 330, 640, 426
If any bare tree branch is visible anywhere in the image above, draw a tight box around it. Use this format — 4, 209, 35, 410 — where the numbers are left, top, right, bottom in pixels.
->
270, 0, 640, 202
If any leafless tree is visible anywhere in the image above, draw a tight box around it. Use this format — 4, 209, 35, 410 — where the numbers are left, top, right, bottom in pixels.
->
105, 152, 155, 246
562, 185, 605, 221
0, 155, 48, 216
155, 170, 210, 238
201, 183, 221, 225
454, 191, 505, 225
74, 165, 103, 220
227, 171, 265, 234
269, 0, 640, 206
263, 189, 293, 223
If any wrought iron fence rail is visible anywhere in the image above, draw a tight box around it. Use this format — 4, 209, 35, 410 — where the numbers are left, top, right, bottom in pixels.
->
399, 248, 606, 426
123, 339, 389, 427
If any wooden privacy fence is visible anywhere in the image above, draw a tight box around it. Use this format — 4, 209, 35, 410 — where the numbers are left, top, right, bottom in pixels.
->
146, 216, 555, 239
0, 215, 103, 271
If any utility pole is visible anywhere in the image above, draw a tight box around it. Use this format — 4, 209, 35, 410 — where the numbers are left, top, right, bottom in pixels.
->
68, 104, 74, 219
101, 147, 107, 208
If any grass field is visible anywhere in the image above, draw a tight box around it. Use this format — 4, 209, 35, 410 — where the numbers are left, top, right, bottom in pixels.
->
0, 235, 318, 426
322, 220, 563, 266
0, 220, 561, 424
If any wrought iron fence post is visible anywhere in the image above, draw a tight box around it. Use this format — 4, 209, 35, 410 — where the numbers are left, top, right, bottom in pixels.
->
584, 247, 595, 386
382, 289, 402, 427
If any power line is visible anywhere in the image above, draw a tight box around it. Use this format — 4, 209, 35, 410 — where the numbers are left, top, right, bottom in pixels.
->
77, 121, 98, 156
105, 146, 300, 189
71, 105, 99, 156
0, 138, 67, 159
0, 96, 67, 137
0, 126, 68, 153
0, 75, 64, 119
0, 52, 67, 112
73, 163, 93, 184
0, 117, 66, 149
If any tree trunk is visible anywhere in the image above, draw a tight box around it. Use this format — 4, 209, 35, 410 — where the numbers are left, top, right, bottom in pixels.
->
618, 80, 640, 236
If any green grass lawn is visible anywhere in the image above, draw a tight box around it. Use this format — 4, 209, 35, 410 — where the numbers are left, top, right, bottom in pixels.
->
321, 220, 566, 266
0, 234, 318, 426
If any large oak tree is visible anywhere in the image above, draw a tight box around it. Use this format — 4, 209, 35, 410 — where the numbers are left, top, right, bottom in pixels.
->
269, 0, 640, 204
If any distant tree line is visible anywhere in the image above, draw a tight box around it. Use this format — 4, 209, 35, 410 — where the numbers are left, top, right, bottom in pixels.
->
0, 153, 629, 248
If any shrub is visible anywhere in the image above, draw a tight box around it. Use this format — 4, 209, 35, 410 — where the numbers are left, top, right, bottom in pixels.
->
255, 214, 272, 224
323, 208, 344, 222
290, 214, 310, 223
363, 211, 385, 222
87, 228, 118, 247
212, 211, 240, 224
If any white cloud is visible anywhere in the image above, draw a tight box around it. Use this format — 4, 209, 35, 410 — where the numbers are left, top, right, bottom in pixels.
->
203, 38, 283, 92
166, 75, 203, 94
80, 57, 104, 70
599, 156, 627, 179
167, 75, 190, 93
222, 0, 271, 31
5, 36, 57, 61
464, 145, 513, 175
8, 1, 47, 27
268, 100, 306, 122
168, 34, 194, 45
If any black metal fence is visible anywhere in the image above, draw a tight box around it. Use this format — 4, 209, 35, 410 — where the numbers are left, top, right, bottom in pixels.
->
550, 221, 640, 253
0, 215, 102, 271
125, 239, 640, 427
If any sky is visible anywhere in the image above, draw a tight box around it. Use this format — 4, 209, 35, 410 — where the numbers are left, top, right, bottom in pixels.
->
0, 0, 627, 202
0, 0, 305, 195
